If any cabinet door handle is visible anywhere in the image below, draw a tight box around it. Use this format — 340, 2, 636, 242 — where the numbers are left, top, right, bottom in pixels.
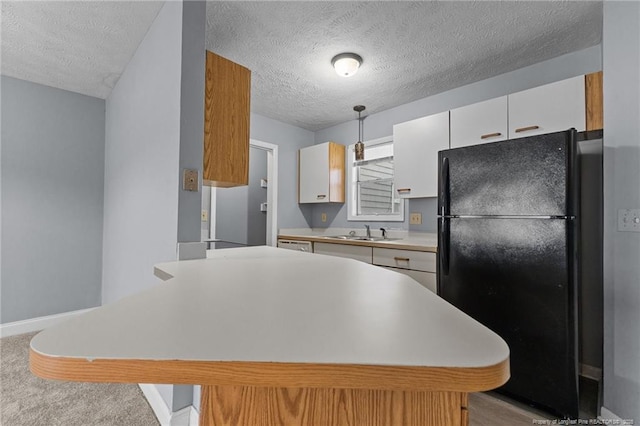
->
480, 132, 502, 139
316, 194, 327, 199
394, 257, 411, 262
397, 188, 411, 193
515, 125, 540, 133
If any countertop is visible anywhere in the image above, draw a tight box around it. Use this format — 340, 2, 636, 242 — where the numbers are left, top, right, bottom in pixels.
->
278, 228, 438, 252
30, 246, 507, 392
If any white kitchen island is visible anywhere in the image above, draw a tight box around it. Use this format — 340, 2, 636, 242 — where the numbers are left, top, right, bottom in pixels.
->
30, 246, 509, 426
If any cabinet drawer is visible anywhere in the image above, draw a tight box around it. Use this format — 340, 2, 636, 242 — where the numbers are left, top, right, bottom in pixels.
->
314, 243, 372, 263
379, 266, 437, 294
373, 248, 436, 272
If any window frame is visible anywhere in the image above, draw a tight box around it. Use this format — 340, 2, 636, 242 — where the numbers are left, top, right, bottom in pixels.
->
347, 136, 405, 222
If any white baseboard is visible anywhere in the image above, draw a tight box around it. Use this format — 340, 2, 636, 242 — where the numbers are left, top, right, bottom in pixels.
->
138, 384, 199, 426
189, 406, 199, 426
599, 407, 622, 420
171, 405, 198, 426
0, 308, 96, 338
139, 384, 172, 426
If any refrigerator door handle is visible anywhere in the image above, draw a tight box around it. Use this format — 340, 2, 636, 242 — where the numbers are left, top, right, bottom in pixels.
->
439, 217, 450, 276
440, 157, 450, 216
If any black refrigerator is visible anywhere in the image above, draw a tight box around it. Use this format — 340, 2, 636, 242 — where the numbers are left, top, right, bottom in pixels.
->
437, 129, 580, 418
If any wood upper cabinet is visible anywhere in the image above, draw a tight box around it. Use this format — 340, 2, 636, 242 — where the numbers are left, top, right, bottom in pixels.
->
393, 111, 449, 198
298, 142, 345, 203
450, 96, 508, 148
508, 75, 586, 139
203, 51, 251, 187
585, 71, 603, 131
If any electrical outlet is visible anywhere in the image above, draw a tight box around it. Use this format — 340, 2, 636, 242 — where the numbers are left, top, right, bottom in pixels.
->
618, 209, 640, 232
201, 210, 208, 222
321, 213, 327, 223
409, 212, 422, 225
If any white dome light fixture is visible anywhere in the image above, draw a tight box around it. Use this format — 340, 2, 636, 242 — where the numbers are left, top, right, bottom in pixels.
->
331, 53, 362, 77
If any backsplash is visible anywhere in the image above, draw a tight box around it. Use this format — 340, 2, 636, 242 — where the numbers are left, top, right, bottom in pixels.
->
309, 198, 438, 232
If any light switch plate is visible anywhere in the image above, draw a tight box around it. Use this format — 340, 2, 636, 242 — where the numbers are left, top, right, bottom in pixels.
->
201, 210, 208, 222
618, 209, 640, 232
321, 213, 327, 223
183, 169, 199, 192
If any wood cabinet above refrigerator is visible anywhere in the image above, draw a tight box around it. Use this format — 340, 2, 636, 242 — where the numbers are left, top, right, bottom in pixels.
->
203, 51, 251, 187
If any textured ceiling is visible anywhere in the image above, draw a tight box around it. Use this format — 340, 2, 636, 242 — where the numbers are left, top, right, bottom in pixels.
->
206, 1, 602, 131
1, 1, 164, 99
1, 1, 602, 132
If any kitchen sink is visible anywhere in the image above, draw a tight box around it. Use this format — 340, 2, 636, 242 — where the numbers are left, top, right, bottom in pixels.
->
323, 235, 400, 242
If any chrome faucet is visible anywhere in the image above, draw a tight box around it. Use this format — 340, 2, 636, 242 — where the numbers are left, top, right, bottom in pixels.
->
364, 225, 371, 239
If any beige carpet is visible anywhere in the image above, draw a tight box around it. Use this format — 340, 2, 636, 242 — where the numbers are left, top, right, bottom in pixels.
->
0, 332, 159, 426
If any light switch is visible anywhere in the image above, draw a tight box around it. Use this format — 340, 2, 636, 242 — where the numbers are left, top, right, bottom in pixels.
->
321, 213, 327, 223
201, 210, 208, 222
618, 209, 640, 232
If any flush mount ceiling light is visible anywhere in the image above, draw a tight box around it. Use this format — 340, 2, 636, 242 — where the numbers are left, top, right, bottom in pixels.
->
332, 53, 362, 77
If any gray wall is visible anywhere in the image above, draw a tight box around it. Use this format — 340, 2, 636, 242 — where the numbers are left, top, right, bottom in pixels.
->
177, 0, 205, 244
102, 0, 204, 411
1, 76, 105, 323
312, 45, 602, 232
602, 2, 640, 419
250, 113, 315, 230
103, 0, 182, 304
215, 147, 267, 246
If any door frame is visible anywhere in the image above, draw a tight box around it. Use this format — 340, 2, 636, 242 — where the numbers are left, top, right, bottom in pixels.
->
249, 139, 278, 247
208, 139, 279, 247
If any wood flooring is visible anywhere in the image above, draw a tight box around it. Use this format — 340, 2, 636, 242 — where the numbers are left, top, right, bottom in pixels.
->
469, 392, 551, 426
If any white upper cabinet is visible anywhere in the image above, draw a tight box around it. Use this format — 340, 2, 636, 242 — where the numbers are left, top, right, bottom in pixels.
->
508, 76, 586, 139
298, 142, 345, 203
450, 96, 508, 148
393, 111, 449, 198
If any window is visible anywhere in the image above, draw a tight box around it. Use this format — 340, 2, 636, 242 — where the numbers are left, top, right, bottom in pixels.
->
347, 136, 404, 221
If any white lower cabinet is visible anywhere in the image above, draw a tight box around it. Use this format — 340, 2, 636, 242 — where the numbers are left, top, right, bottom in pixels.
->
312, 243, 437, 293
372, 248, 437, 294
378, 266, 437, 294
313, 243, 372, 263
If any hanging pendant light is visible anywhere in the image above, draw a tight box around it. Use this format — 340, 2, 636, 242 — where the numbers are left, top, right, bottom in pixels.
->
354, 105, 366, 161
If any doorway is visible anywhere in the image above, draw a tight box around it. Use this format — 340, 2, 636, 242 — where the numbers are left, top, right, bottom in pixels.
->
204, 139, 278, 247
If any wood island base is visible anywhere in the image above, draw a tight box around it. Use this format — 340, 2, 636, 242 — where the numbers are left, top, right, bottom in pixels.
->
199, 385, 469, 426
